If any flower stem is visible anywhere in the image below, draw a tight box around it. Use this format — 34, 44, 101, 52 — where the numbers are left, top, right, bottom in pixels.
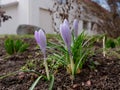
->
68, 49, 74, 80
44, 54, 50, 80
70, 55, 74, 80
103, 36, 106, 57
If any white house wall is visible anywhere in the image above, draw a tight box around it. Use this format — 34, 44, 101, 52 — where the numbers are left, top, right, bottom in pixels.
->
29, 0, 55, 33
0, 5, 18, 34
0, 0, 55, 34
0, 0, 30, 34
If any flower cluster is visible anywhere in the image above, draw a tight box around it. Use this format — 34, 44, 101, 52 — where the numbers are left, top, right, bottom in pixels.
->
34, 19, 92, 88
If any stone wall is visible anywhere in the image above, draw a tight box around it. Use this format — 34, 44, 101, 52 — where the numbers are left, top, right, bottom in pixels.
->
51, 0, 100, 35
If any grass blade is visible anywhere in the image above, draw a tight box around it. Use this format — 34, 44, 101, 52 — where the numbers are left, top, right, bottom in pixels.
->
29, 75, 43, 90
49, 75, 54, 90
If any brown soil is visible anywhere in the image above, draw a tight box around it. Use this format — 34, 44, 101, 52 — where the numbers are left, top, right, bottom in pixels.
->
0, 36, 120, 90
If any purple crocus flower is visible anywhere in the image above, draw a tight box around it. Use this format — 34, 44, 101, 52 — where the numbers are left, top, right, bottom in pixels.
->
73, 19, 79, 38
34, 29, 50, 80
60, 19, 71, 53
34, 29, 46, 55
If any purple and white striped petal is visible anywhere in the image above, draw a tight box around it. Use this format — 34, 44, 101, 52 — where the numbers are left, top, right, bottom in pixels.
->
63, 19, 69, 27
34, 31, 40, 44
60, 20, 71, 52
34, 29, 46, 54
73, 19, 79, 38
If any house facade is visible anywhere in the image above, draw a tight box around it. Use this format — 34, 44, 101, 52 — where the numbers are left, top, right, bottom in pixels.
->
0, 0, 54, 34
0, 0, 100, 35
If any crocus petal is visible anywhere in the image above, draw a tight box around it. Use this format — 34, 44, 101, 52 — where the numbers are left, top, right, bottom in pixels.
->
34, 29, 46, 54
60, 22, 71, 52
34, 31, 40, 44
60, 24, 68, 46
73, 19, 79, 38
38, 30, 46, 53
63, 19, 69, 27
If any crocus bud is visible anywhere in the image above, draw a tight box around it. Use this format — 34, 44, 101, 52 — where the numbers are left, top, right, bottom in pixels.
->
73, 19, 79, 38
63, 19, 69, 27
60, 19, 71, 52
34, 29, 46, 55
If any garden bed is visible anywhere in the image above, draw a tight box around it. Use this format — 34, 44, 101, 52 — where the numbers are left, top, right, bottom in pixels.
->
0, 35, 120, 90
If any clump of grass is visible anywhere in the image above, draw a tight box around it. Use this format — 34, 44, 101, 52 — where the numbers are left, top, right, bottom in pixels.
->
4, 38, 29, 55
